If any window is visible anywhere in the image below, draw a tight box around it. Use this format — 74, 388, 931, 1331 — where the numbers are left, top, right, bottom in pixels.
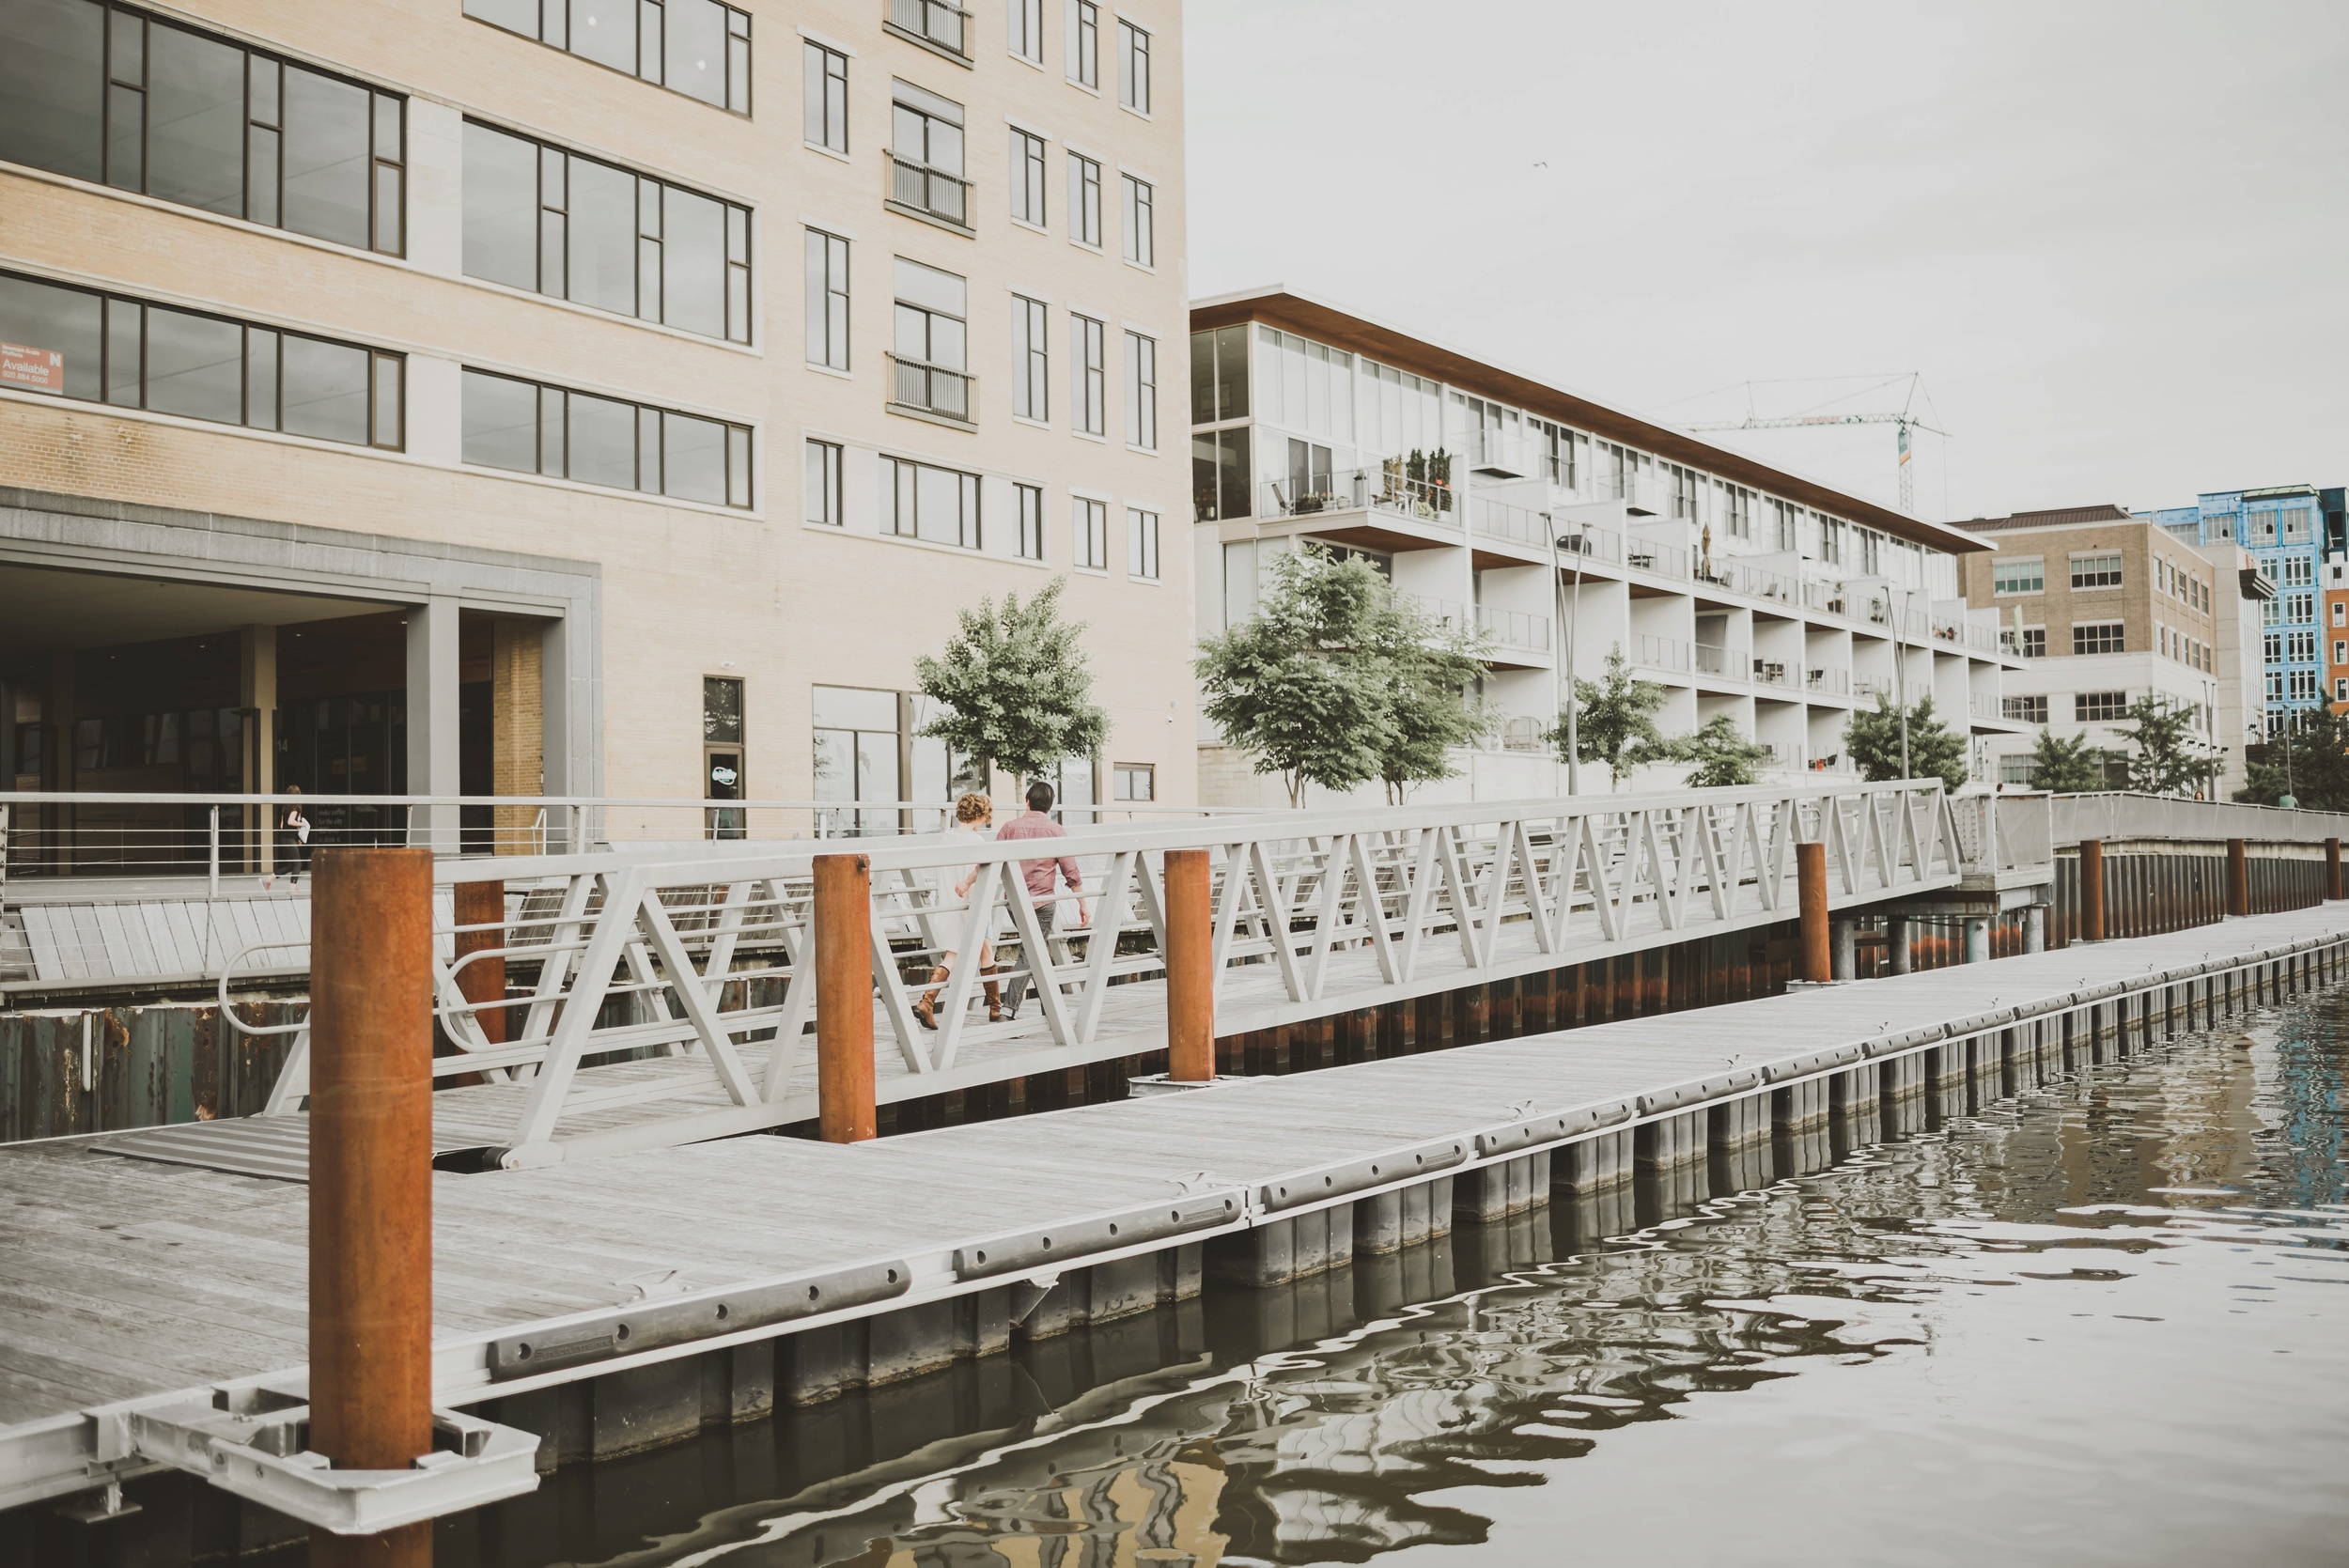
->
704, 675, 744, 838
1193, 427, 1249, 522
1721, 486, 1752, 540
1117, 19, 1149, 112
1074, 495, 1107, 568
1125, 330, 1157, 448
1002, 294, 1049, 421
2284, 555, 2314, 586
813, 684, 902, 837
1009, 0, 1043, 61
463, 0, 751, 113
803, 41, 848, 151
2003, 695, 2048, 723
2292, 669, 2320, 700
463, 121, 752, 343
1992, 559, 2044, 595
804, 438, 842, 524
1009, 128, 1047, 225
2073, 621, 2123, 655
2290, 592, 2315, 623
2265, 632, 2283, 663
2290, 630, 2317, 662
1067, 152, 1100, 245
460, 368, 750, 505
1999, 755, 2036, 786
2075, 691, 2127, 722
2282, 506, 2313, 542
1128, 507, 1159, 580
889, 80, 968, 229
1070, 313, 1104, 435
1016, 482, 1045, 560
2335, 601, 2345, 627
2246, 512, 2277, 544
1190, 325, 1249, 423
891, 256, 970, 423
0, 5, 407, 253
887, 0, 968, 58
1069, 0, 1097, 87
804, 228, 850, 369
880, 455, 979, 547
2019, 626, 2046, 659
2070, 551, 2122, 588
2338, 677, 2347, 703
1667, 464, 1703, 522
2263, 597, 2282, 628
1112, 762, 1154, 801
1120, 173, 1153, 266
2335, 639, 2345, 665
1769, 499, 1799, 551
0, 269, 400, 446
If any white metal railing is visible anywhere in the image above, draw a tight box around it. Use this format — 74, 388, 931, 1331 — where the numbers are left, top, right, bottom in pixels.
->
1693, 643, 1749, 678
1751, 656, 1794, 690
1630, 633, 1691, 673
1260, 465, 1458, 525
1551, 520, 1623, 566
888, 353, 973, 421
1478, 603, 1551, 652
1469, 495, 1548, 550
1625, 535, 1690, 580
888, 0, 970, 54
888, 158, 972, 227
1805, 666, 1852, 697
239, 781, 1970, 1165
2049, 792, 2349, 846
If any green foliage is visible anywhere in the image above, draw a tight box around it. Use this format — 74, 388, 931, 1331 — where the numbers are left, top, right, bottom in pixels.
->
1194, 546, 1396, 807
2237, 709, 2349, 809
1843, 691, 1968, 794
1556, 644, 1672, 787
1671, 713, 1773, 788
2118, 693, 2217, 796
2025, 729, 2107, 793
1365, 592, 1494, 803
913, 578, 1108, 787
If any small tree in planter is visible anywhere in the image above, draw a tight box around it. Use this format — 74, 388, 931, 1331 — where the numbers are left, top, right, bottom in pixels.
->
1366, 591, 1493, 803
915, 577, 1108, 795
1673, 713, 1772, 787
1555, 643, 1672, 788
1843, 691, 1968, 793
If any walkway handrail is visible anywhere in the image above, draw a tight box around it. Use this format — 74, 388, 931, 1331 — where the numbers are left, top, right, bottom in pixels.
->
2045, 792, 2349, 847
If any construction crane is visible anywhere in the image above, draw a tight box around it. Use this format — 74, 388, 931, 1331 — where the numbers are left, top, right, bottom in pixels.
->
1680, 374, 1948, 515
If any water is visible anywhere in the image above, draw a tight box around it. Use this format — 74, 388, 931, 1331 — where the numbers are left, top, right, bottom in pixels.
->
449, 992, 2349, 1568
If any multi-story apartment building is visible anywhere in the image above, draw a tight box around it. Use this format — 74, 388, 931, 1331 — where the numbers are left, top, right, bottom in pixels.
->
1956, 505, 2252, 793
1188, 287, 2024, 803
0, 0, 1194, 841
2148, 486, 2347, 737
2326, 551, 2349, 713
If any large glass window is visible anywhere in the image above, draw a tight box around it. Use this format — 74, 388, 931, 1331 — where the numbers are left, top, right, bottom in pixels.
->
463, 0, 751, 114
804, 228, 849, 370
1189, 325, 1249, 424
1117, 20, 1150, 112
804, 438, 842, 525
1074, 496, 1107, 569
0, 268, 398, 445
1992, 558, 2045, 595
1016, 482, 1045, 560
1012, 294, 1049, 420
1192, 428, 1250, 523
880, 455, 979, 548
1127, 507, 1159, 580
2070, 551, 2122, 589
889, 80, 968, 229
812, 685, 902, 837
1125, 330, 1156, 448
803, 40, 847, 152
460, 367, 750, 506
1121, 173, 1153, 266
462, 120, 750, 343
1070, 314, 1104, 436
1009, 127, 1047, 226
1008, 0, 1043, 62
891, 257, 970, 423
703, 675, 744, 837
1067, 152, 1100, 246
0, 2, 403, 253
1069, 0, 1097, 87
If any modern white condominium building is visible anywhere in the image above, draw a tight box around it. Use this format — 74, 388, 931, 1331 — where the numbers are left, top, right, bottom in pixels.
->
1189, 287, 2025, 804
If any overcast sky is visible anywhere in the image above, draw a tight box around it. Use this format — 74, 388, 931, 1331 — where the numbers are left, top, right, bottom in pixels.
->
1183, 1, 2349, 524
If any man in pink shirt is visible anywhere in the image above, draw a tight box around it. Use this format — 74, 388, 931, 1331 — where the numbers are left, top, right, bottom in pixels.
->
997, 780, 1086, 1018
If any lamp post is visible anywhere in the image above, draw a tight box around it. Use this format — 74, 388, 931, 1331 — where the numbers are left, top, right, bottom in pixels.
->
1550, 525, 1584, 795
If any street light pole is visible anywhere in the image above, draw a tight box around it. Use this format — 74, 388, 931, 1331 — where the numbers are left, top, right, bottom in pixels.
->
1551, 526, 1583, 795
1896, 589, 1912, 779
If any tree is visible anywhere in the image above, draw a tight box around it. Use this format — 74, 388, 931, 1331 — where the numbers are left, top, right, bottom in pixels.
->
914, 577, 1108, 789
2118, 693, 2216, 796
1364, 592, 1493, 804
2024, 729, 2107, 793
2239, 709, 2349, 809
1843, 691, 1968, 794
1195, 545, 1394, 806
1672, 713, 1772, 787
1555, 643, 1672, 788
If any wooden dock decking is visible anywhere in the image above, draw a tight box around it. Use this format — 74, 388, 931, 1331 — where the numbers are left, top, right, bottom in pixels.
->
4, 904, 2345, 1518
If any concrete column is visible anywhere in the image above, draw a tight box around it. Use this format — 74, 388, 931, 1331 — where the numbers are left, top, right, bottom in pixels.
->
1889, 917, 1912, 974
405, 598, 462, 853
1831, 919, 1857, 981
2023, 904, 2046, 953
1964, 916, 1991, 964
240, 626, 276, 873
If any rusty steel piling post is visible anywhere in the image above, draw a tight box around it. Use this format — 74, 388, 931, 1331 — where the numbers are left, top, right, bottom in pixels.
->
308, 847, 436, 1568
2079, 839, 2106, 942
1163, 848, 1214, 1081
1797, 840, 1831, 983
2228, 837, 2250, 918
2327, 838, 2342, 902
815, 853, 877, 1142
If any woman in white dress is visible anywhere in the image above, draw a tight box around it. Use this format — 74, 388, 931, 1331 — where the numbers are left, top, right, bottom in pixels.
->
914, 793, 1005, 1029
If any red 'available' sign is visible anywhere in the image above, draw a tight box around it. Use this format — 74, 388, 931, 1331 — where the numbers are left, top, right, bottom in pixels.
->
1, 342, 65, 393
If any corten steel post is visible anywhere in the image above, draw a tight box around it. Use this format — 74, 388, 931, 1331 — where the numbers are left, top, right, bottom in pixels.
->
447, 880, 505, 1089
2079, 839, 2106, 942
2228, 837, 2250, 918
1163, 848, 1214, 1081
2327, 838, 2342, 901
308, 847, 435, 1568
1796, 841, 1831, 983
815, 853, 877, 1143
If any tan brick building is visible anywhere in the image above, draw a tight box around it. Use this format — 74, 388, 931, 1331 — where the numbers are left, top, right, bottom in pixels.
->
0, 0, 1195, 843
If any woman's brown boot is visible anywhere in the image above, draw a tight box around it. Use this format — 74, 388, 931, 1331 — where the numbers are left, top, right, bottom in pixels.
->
982, 965, 1004, 1023
913, 966, 948, 1030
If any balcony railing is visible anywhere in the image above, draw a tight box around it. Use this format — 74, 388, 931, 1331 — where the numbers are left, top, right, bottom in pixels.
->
1501, 715, 1550, 753
888, 354, 973, 424
1468, 494, 1549, 550
1693, 642, 1749, 678
1751, 656, 1794, 690
1552, 522, 1623, 566
1477, 603, 1551, 652
1804, 665, 1851, 696
1854, 674, 1895, 702
1698, 557, 1799, 606
1259, 466, 1457, 525
889, 156, 972, 228
1625, 536, 1690, 580
1630, 633, 1691, 673
887, 0, 970, 55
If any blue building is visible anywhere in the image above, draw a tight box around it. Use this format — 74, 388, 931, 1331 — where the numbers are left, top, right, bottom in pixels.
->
2149, 485, 2347, 734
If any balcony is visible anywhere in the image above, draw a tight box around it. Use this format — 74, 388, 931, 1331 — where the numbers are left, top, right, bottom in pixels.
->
1468, 494, 1549, 551
889, 156, 972, 231
886, 0, 971, 58
1693, 642, 1750, 679
1402, 596, 1552, 658
888, 354, 974, 426
1750, 656, 1795, 691
1625, 534, 1690, 580
1803, 665, 1851, 697
1501, 715, 1549, 753
1259, 466, 1457, 526
1630, 633, 1691, 673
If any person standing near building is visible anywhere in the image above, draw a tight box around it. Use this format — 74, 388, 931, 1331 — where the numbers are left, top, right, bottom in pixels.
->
998, 781, 1087, 1018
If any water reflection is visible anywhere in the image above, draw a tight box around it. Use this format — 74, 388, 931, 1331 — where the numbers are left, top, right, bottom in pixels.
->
438, 992, 2349, 1568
